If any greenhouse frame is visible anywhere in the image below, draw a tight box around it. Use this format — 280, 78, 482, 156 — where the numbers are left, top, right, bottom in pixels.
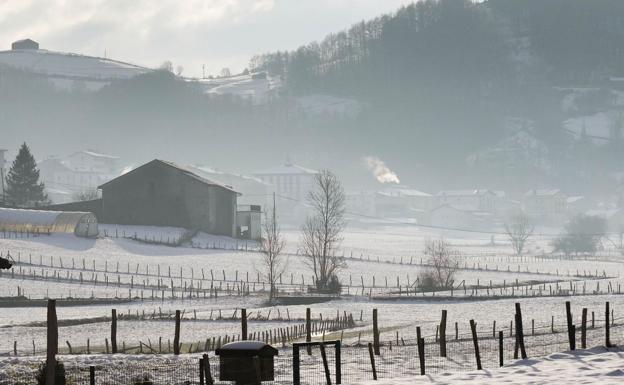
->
0, 208, 98, 238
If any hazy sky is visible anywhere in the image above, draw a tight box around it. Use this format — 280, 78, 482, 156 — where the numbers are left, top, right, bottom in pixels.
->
0, 0, 415, 77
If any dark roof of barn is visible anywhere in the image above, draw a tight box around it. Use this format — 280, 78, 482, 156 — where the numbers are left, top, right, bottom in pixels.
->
98, 159, 240, 194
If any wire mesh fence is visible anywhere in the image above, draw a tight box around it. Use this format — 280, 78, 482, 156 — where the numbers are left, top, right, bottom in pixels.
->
4, 319, 622, 385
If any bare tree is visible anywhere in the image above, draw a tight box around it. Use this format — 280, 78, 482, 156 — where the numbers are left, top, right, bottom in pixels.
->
419, 239, 458, 289
260, 195, 286, 302
300, 170, 347, 293
504, 211, 534, 256
159, 60, 173, 72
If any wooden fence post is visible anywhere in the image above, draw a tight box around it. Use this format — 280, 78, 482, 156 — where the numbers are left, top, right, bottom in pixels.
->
89, 366, 95, 385
306, 308, 312, 355
367, 343, 377, 380
605, 302, 612, 347
203, 353, 214, 385
469, 320, 482, 370
373, 309, 380, 355
498, 331, 504, 367
111, 309, 117, 354
565, 301, 575, 350
319, 343, 332, 385
581, 308, 587, 349
416, 327, 425, 375
199, 358, 205, 385
514, 303, 527, 359
241, 308, 247, 341
174, 310, 181, 355
46, 299, 58, 385
335, 340, 341, 384
439, 310, 447, 357
293, 345, 301, 385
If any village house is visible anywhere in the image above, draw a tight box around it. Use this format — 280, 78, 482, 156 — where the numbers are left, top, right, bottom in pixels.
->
38, 150, 121, 203
436, 189, 497, 212
253, 161, 318, 222
523, 189, 567, 224
425, 204, 496, 231
374, 185, 433, 218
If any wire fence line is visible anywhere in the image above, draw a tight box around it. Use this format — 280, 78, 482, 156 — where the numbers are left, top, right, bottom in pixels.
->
3, 315, 622, 385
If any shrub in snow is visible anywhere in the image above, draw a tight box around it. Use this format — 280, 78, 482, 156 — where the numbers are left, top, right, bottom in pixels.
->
35, 360, 66, 385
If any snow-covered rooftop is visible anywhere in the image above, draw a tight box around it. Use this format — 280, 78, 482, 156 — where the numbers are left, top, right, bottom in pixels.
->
525, 189, 562, 197
99, 159, 239, 194
254, 163, 318, 175
378, 186, 432, 198
437, 189, 494, 197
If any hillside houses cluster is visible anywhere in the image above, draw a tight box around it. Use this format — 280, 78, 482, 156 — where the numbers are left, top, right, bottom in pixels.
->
346, 187, 624, 232
38, 150, 123, 203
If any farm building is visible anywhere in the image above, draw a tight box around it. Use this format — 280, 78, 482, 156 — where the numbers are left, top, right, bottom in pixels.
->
98, 160, 239, 237
0, 207, 98, 237
11, 38, 39, 50
236, 205, 262, 240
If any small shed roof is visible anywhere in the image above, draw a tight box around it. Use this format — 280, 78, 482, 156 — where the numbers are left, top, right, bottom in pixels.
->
215, 341, 278, 357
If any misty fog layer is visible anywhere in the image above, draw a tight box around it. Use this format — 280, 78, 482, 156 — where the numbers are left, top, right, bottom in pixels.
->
1, 0, 624, 198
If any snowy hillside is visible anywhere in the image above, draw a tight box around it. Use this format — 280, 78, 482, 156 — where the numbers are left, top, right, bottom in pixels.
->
197, 73, 281, 104
0, 49, 150, 80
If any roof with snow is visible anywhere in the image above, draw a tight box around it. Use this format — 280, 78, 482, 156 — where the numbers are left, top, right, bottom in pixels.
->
437, 189, 494, 197
377, 186, 432, 198
254, 163, 318, 175
0, 47, 151, 80
567, 196, 585, 204
524, 189, 563, 197
429, 204, 494, 215
188, 165, 270, 186
98, 159, 239, 194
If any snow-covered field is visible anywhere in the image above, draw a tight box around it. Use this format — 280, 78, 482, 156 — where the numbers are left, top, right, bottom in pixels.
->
357, 347, 624, 384
2, 223, 624, 383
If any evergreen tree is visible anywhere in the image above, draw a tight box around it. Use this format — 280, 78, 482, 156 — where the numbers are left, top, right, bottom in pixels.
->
5, 143, 47, 207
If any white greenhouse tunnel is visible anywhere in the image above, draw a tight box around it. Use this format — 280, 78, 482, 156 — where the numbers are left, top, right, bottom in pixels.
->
0, 207, 98, 238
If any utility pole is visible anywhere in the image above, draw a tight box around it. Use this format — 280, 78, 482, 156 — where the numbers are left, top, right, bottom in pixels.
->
202, 64, 206, 79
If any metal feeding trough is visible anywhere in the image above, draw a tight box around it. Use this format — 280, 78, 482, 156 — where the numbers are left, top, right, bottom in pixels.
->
215, 341, 278, 385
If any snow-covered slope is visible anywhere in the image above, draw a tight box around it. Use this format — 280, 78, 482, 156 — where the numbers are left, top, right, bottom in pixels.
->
0, 49, 150, 80
198, 73, 281, 104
